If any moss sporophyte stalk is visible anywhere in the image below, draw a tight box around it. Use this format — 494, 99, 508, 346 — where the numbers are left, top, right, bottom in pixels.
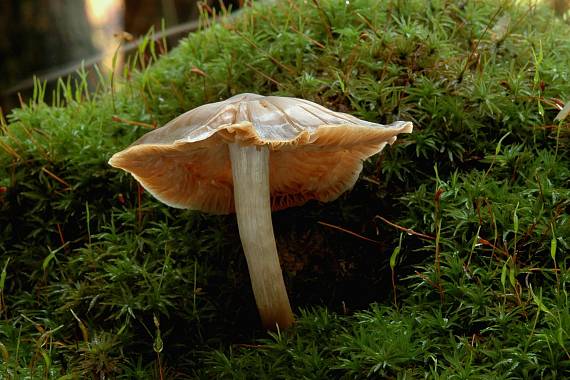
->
0, 0, 569, 378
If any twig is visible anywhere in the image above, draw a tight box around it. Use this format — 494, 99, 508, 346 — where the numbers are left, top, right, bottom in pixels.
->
458, 5, 504, 82
112, 116, 156, 129
245, 64, 282, 87
374, 215, 435, 241
317, 221, 381, 245
137, 184, 144, 226
289, 24, 326, 49
56, 223, 66, 247
235, 343, 267, 349
414, 270, 444, 293
234, 31, 296, 74
0, 141, 21, 160
478, 237, 509, 257
311, 0, 334, 40
41, 167, 71, 189
356, 13, 382, 39
361, 176, 380, 186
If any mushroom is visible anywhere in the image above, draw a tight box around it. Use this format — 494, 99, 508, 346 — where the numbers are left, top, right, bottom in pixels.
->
108, 93, 412, 330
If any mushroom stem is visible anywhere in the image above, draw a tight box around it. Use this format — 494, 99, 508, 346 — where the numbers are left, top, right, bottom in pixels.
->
228, 143, 294, 330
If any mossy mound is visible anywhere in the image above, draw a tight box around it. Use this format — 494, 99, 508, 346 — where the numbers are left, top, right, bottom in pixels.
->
1, 0, 569, 378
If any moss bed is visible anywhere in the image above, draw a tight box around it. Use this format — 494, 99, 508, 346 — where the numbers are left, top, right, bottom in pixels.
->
1, 0, 569, 378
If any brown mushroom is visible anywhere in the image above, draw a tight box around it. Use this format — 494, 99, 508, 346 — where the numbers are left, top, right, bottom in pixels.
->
109, 93, 412, 330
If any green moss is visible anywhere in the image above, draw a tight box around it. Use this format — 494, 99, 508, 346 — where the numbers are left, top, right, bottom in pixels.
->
1, 0, 569, 378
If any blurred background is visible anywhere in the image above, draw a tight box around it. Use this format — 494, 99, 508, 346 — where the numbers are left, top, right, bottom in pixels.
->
0, 0, 242, 112
0, 0, 568, 113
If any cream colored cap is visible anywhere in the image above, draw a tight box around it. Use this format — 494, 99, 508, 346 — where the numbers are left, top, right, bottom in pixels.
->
109, 93, 413, 214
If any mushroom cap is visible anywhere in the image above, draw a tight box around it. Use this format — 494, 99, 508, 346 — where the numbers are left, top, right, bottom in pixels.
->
109, 93, 413, 214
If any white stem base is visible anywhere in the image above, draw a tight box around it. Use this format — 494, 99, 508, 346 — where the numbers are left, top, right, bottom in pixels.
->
229, 143, 294, 330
